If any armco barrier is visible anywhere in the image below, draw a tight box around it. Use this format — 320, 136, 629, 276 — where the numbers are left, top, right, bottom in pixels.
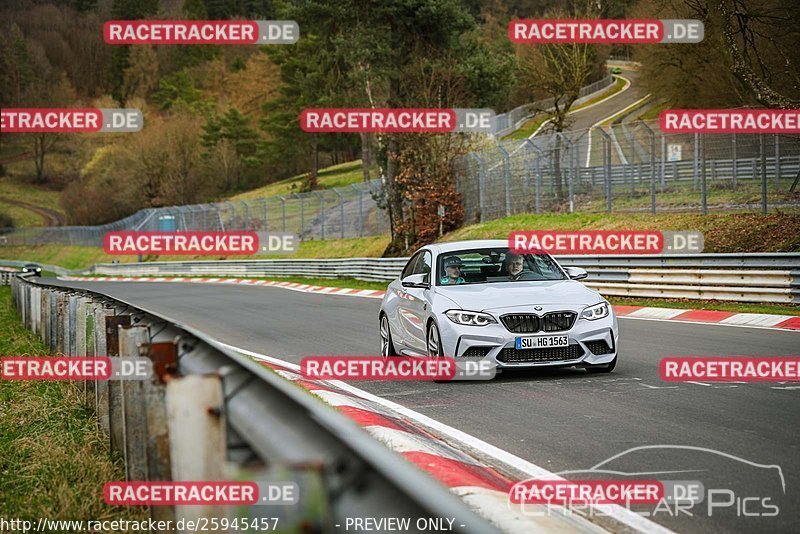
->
9, 274, 498, 533
83, 253, 800, 304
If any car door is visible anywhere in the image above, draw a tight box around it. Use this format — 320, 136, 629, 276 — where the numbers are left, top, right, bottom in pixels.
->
400, 250, 432, 353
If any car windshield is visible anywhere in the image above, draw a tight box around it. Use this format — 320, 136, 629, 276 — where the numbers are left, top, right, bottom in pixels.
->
436, 248, 566, 285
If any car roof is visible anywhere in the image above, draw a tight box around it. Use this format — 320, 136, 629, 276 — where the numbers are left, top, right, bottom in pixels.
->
426, 239, 510, 254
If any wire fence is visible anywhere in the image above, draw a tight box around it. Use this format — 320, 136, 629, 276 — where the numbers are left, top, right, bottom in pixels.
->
2, 119, 799, 248
0, 180, 387, 247
456, 120, 800, 222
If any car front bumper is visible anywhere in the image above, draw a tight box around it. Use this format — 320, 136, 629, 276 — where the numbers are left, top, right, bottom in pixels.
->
437, 310, 618, 369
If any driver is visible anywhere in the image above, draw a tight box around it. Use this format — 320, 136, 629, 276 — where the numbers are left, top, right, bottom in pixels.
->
504, 252, 525, 281
440, 256, 465, 285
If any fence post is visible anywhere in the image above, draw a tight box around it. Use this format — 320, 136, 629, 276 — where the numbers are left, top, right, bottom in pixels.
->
732, 133, 737, 190
523, 140, 542, 214
278, 195, 287, 233
693, 132, 699, 191
262, 198, 268, 231
558, 133, 575, 212
315, 191, 325, 240
496, 145, 512, 217
760, 134, 767, 214
700, 133, 707, 215
469, 153, 486, 222
594, 128, 614, 213
775, 134, 781, 188
333, 188, 345, 239
637, 122, 657, 214
660, 132, 666, 192
351, 184, 364, 237
299, 194, 305, 236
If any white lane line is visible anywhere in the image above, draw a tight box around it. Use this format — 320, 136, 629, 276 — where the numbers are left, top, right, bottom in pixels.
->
618, 315, 800, 333
220, 342, 673, 534
585, 75, 632, 167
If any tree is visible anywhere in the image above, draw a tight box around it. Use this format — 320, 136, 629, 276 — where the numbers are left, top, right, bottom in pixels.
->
108, 0, 159, 106
201, 106, 260, 191
515, 1, 600, 201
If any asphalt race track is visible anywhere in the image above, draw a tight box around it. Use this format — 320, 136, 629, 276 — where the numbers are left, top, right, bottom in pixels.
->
46, 278, 800, 534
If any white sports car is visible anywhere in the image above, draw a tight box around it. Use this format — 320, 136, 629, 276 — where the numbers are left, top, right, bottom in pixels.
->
379, 240, 618, 373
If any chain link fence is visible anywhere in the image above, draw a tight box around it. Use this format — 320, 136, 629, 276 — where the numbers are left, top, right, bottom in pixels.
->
2, 119, 799, 248
0, 180, 387, 247
456, 120, 800, 222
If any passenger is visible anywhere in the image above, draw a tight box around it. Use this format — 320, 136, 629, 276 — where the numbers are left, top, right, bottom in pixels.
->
440, 257, 466, 285
504, 252, 525, 281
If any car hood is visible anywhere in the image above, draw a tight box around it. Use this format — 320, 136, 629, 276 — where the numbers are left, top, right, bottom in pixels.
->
436, 280, 602, 312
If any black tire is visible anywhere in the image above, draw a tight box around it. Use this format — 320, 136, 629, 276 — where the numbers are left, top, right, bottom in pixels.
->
585, 356, 617, 373
380, 314, 398, 357
426, 321, 444, 357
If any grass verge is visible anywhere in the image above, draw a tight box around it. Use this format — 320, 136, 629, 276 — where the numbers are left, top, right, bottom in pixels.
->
0, 286, 145, 521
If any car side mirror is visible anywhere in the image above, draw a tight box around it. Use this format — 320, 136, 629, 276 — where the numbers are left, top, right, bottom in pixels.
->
564, 266, 588, 280
401, 273, 430, 289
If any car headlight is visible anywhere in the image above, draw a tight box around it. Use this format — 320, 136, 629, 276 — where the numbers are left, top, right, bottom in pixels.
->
581, 302, 610, 321
445, 310, 497, 327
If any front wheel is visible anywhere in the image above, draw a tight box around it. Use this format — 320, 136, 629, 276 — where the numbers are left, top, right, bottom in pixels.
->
427, 322, 443, 357
380, 314, 398, 357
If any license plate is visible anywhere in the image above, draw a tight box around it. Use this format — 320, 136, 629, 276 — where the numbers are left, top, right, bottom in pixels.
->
515, 335, 569, 349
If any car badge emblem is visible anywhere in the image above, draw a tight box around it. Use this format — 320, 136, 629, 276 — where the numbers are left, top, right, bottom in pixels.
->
534, 306, 543, 311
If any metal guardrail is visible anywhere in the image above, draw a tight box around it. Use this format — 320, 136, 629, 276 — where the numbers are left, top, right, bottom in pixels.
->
85, 253, 800, 304
10, 274, 498, 533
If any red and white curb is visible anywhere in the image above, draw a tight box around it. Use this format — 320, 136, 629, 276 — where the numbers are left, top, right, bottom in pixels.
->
59, 276, 800, 331
219, 344, 669, 534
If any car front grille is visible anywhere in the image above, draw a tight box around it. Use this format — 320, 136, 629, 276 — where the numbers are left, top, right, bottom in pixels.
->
542, 312, 577, 332
460, 346, 492, 358
498, 344, 583, 363
500, 312, 576, 333
585, 340, 613, 355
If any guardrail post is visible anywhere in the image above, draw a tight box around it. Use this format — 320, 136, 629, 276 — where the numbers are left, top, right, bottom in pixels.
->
106, 313, 131, 454
760, 133, 767, 214
142, 340, 177, 528
120, 325, 150, 483
49, 291, 57, 352
166, 374, 226, 528
68, 295, 78, 355
56, 293, 68, 354
95, 305, 115, 436
39, 287, 47, 343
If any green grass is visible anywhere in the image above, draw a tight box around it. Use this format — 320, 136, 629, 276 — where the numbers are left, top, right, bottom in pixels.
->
608, 296, 800, 316
1, 200, 46, 227
231, 160, 374, 201
444, 211, 800, 252
0, 178, 64, 214
0, 286, 145, 521
580, 181, 800, 212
